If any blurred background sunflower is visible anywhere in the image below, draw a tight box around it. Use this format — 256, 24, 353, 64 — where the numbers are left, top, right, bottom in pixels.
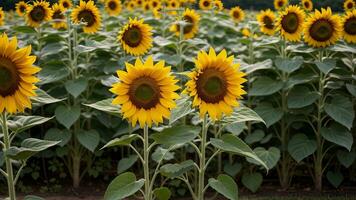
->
342, 9, 356, 43
15, 1, 28, 17
71, 0, 101, 34
276, 5, 305, 42
0, 7, 4, 25
274, 0, 288, 10
59, 0, 72, 10
105, 0, 122, 16
257, 9, 276, 36
170, 8, 200, 39
301, 0, 313, 11
230, 6, 245, 23
26, 0, 53, 28
51, 3, 66, 29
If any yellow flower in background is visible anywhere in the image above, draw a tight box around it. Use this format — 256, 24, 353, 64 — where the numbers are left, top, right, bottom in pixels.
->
214, 0, 224, 11
150, 0, 162, 10
71, 0, 101, 34
105, 0, 122, 16
274, 0, 288, 10
257, 9, 276, 36
51, 3, 67, 29
126, 1, 137, 11
199, 0, 212, 10
167, 0, 181, 15
170, 8, 200, 39
301, 0, 313, 11
230, 6, 245, 23
143, 1, 151, 12
118, 18, 153, 56
110, 56, 180, 128
26, 1, 53, 28
0, 34, 41, 114
185, 48, 247, 120
344, 0, 355, 11
241, 28, 251, 37
303, 7, 342, 48
0, 8, 4, 26
59, 0, 72, 10
135, 0, 144, 8
276, 5, 305, 42
15, 1, 29, 17
342, 9, 356, 43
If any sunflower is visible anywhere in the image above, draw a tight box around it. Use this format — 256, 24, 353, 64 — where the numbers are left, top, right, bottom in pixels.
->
167, 0, 181, 15
303, 7, 342, 48
71, 0, 101, 34
241, 28, 251, 37
51, 3, 67, 29
126, 1, 136, 11
59, 0, 72, 10
199, 0, 212, 10
118, 18, 153, 56
276, 5, 305, 42
105, 0, 122, 16
170, 8, 200, 39
344, 0, 355, 11
185, 48, 246, 120
342, 9, 356, 43
26, 1, 53, 28
135, 0, 144, 8
150, 0, 162, 10
230, 6, 245, 23
0, 8, 4, 26
15, 1, 29, 17
0, 34, 40, 114
214, 0, 224, 11
110, 56, 180, 127
301, 0, 313, 11
274, 0, 288, 10
257, 9, 276, 36
143, 2, 151, 12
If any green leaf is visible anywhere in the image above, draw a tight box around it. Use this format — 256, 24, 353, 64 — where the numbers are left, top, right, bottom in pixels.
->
211, 134, 268, 170
84, 99, 121, 116
44, 128, 71, 147
76, 130, 100, 152
254, 103, 283, 128
153, 187, 171, 200
31, 89, 64, 107
286, 72, 316, 89
326, 171, 343, 188
117, 155, 138, 174
5, 138, 60, 160
101, 134, 140, 149
55, 105, 81, 129
13, 26, 36, 34
288, 134, 316, 162
336, 150, 356, 168
24, 195, 45, 200
245, 130, 265, 144
40, 43, 66, 57
275, 57, 303, 73
249, 77, 283, 96
223, 163, 242, 177
209, 174, 238, 200
65, 78, 88, 98
152, 147, 175, 163
287, 86, 319, 109
160, 160, 195, 178
330, 44, 356, 54
241, 172, 263, 193
38, 61, 69, 85
154, 36, 175, 47
223, 105, 265, 125
169, 96, 194, 124
104, 172, 144, 200
315, 59, 336, 74
247, 147, 280, 169
151, 126, 200, 146
324, 95, 354, 130
241, 59, 272, 74
346, 84, 356, 97
7, 116, 53, 133
321, 123, 353, 151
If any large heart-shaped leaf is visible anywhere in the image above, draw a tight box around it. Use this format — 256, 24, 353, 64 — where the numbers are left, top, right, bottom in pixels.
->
209, 174, 238, 200
44, 128, 71, 147
326, 171, 343, 188
65, 78, 88, 98
117, 155, 138, 174
336, 150, 356, 168
104, 172, 144, 200
288, 133, 316, 162
321, 123, 353, 151
153, 187, 171, 200
55, 105, 81, 129
31, 89, 64, 107
254, 103, 283, 128
151, 126, 200, 146
287, 86, 319, 109
247, 147, 280, 169
76, 130, 100, 152
160, 160, 195, 178
275, 57, 303, 73
315, 59, 336, 74
249, 77, 283, 96
241, 172, 263, 193
324, 95, 354, 130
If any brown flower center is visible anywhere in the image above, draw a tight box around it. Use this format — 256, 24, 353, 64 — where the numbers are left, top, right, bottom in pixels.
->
30, 5, 45, 22
233, 11, 240, 19
176, 15, 194, 34
78, 10, 95, 27
152, 1, 158, 8
281, 12, 299, 33
277, 0, 284, 7
0, 57, 20, 97
203, 0, 210, 7
108, 1, 117, 10
345, 17, 356, 35
304, 2, 310, 8
197, 68, 227, 103
309, 19, 333, 42
129, 76, 160, 109
63, 2, 69, 8
347, 2, 354, 9
263, 16, 274, 29
53, 10, 64, 20
123, 26, 142, 47
20, 5, 26, 13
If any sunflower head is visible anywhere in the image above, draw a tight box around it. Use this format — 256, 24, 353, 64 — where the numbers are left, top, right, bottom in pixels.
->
142, 2, 151, 12
170, 8, 201, 39
301, 0, 313, 11
199, 0, 212, 10
126, 1, 137, 11
0, 34, 41, 114
230, 6, 245, 23
276, 5, 305, 42
51, 3, 67, 29
26, 1, 53, 28
150, 0, 162, 10
0, 8, 4, 26
342, 9, 356, 43
303, 7, 342, 48
241, 28, 251, 37
118, 18, 153, 56
71, 0, 101, 34
105, 0, 122, 16
167, 0, 181, 15
59, 0, 72, 10
344, 0, 355, 11
257, 9, 276, 36
214, 0, 224, 12
16, 1, 29, 17
274, 0, 288, 10
110, 56, 180, 127
185, 48, 246, 121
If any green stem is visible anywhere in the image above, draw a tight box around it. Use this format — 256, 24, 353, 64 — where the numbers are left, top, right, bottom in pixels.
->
143, 125, 151, 200
198, 115, 208, 200
1, 113, 16, 200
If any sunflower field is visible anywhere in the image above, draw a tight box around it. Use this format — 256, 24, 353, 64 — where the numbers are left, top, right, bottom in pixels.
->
0, 0, 355, 199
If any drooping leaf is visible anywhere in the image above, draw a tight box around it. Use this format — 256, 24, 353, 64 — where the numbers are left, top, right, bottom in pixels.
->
209, 174, 238, 200
336, 150, 356, 168
241, 172, 263, 193
152, 147, 175, 163
31, 89, 64, 107
315, 59, 336, 74
65, 78, 88, 98
117, 155, 138, 174
101, 134, 140, 149
321, 123, 353, 151
254, 103, 283, 128
76, 130, 100, 152
247, 147, 280, 169
326, 171, 343, 188
160, 160, 195, 178
169, 96, 195, 124
44, 128, 71, 147
104, 172, 144, 200
84, 99, 121, 116
7, 116, 53, 133
151, 126, 200, 146
288, 134, 316, 162
55, 105, 81, 129
324, 95, 354, 130
287, 86, 319, 109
